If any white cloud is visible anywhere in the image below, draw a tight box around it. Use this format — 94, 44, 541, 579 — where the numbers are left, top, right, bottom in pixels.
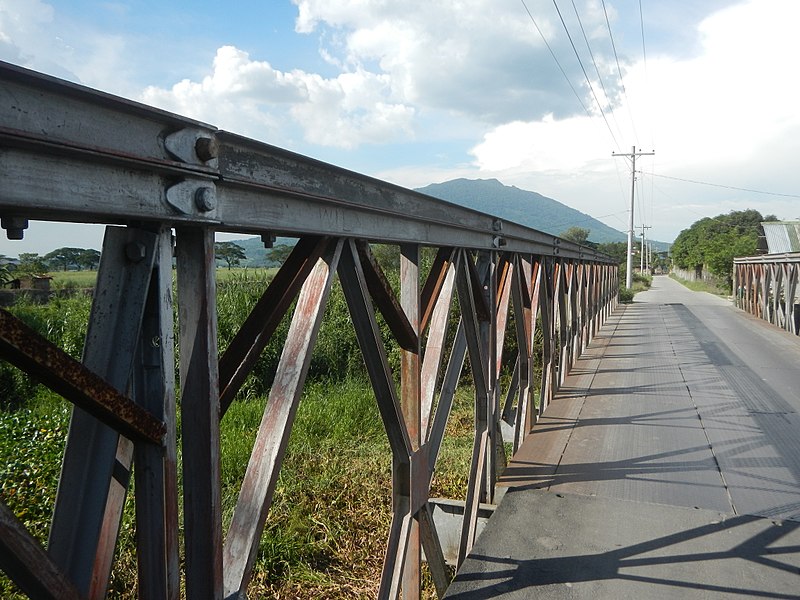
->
292, 0, 612, 122
2, 0, 798, 249
463, 0, 800, 242
0, 0, 137, 93
141, 45, 415, 149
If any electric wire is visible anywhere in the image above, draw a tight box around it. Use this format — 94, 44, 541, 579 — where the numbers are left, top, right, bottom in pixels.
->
638, 0, 648, 72
519, 0, 593, 119
638, 0, 655, 148
568, 0, 625, 144
550, 0, 621, 151
650, 173, 800, 199
600, 0, 639, 144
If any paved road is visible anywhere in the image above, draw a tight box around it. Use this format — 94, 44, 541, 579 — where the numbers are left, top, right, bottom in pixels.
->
445, 276, 800, 599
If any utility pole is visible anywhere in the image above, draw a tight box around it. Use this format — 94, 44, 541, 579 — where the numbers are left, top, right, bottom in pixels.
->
613, 146, 655, 289
639, 224, 651, 274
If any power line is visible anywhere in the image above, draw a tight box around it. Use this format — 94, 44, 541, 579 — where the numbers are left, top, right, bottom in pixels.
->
638, 0, 648, 70
649, 173, 800, 199
568, 0, 624, 143
550, 0, 621, 150
519, 0, 592, 118
638, 0, 655, 148
600, 0, 639, 144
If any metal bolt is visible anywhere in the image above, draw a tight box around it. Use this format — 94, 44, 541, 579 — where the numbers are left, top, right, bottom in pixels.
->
126, 241, 146, 263
261, 233, 276, 249
194, 187, 216, 212
1, 216, 28, 240
195, 136, 219, 162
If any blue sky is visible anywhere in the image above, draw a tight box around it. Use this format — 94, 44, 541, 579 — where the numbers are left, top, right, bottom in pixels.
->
1, 0, 799, 255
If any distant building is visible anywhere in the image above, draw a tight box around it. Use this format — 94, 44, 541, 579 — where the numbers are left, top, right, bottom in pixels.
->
7, 275, 53, 291
761, 221, 800, 254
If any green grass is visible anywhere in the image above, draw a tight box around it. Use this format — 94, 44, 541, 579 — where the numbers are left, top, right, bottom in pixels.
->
47, 269, 98, 289
0, 266, 482, 598
215, 266, 278, 282
618, 272, 652, 303
669, 273, 730, 296
0, 379, 475, 599
0, 292, 476, 599
47, 267, 280, 290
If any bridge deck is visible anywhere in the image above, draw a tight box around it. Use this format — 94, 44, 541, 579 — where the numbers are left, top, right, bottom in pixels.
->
445, 276, 800, 599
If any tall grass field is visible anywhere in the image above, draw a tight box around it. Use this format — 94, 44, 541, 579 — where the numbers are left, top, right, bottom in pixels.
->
0, 268, 477, 598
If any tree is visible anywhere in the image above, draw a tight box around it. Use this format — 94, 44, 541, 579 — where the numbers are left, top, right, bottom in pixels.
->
266, 244, 294, 266
671, 209, 765, 285
215, 241, 247, 270
44, 247, 85, 271
17, 253, 48, 276
560, 227, 591, 245
596, 242, 628, 264
77, 248, 101, 270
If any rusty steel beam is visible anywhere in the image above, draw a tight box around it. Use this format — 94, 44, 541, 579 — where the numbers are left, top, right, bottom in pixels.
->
218, 235, 329, 413
420, 247, 455, 332
0, 501, 81, 600
420, 254, 459, 435
734, 254, 800, 335
47, 226, 161, 598
357, 241, 418, 352
132, 230, 180, 600
0, 310, 164, 445
223, 240, 343, 598
0, 59, 626, 600
339, 240, 412, 461
176, 227, 224, 599
400, 243, 422, 599
0, 62, 616, 263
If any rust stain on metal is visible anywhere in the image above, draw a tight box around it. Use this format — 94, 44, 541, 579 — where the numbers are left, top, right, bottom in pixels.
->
355, 240, 418, 351
0, 310, 165, 445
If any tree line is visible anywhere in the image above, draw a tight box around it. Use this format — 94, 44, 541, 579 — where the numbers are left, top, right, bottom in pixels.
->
670, 209, 775, 284
558, 226, 669, 271
2, 241, 297, 280
2, 248, 102, 279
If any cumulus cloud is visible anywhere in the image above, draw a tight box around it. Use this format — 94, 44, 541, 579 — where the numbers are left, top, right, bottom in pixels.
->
470, 0, 800, 181
142, 45, 415, 148
0, 0, 135, 91
292, 0, 621, 123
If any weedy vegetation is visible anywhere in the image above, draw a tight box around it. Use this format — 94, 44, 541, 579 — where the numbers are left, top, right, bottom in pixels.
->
0, 262, 483, 598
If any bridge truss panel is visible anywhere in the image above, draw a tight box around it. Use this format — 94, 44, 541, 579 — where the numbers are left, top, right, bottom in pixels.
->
734, 254, 800, 336
0, 61, 619, 599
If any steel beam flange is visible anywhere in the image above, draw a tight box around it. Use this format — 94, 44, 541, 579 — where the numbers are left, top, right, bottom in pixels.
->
164, 128, 219, 167
166, 180, 218, 217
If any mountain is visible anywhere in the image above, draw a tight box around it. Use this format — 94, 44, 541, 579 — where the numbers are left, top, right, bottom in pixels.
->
222, 236, 297, 267
416, 178, 630, 245
226, 178, 668, 264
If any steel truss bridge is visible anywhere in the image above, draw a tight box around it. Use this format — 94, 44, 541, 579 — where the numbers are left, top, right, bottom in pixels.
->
0, 62, 618, 599
735, 253, 800, 336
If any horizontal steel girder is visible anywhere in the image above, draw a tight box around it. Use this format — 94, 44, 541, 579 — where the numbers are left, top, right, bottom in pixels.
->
0, 61, 614, 263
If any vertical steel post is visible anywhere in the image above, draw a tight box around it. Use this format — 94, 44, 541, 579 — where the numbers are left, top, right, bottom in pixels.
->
400, 244, 421, 599
176, 228, 224, 599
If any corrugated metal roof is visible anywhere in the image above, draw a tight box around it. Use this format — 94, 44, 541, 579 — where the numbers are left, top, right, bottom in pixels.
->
762, 221, 800, 254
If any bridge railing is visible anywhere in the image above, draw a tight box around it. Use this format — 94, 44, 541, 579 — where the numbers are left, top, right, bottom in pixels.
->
734, 253, 800, 336
0, 61, 618, 599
